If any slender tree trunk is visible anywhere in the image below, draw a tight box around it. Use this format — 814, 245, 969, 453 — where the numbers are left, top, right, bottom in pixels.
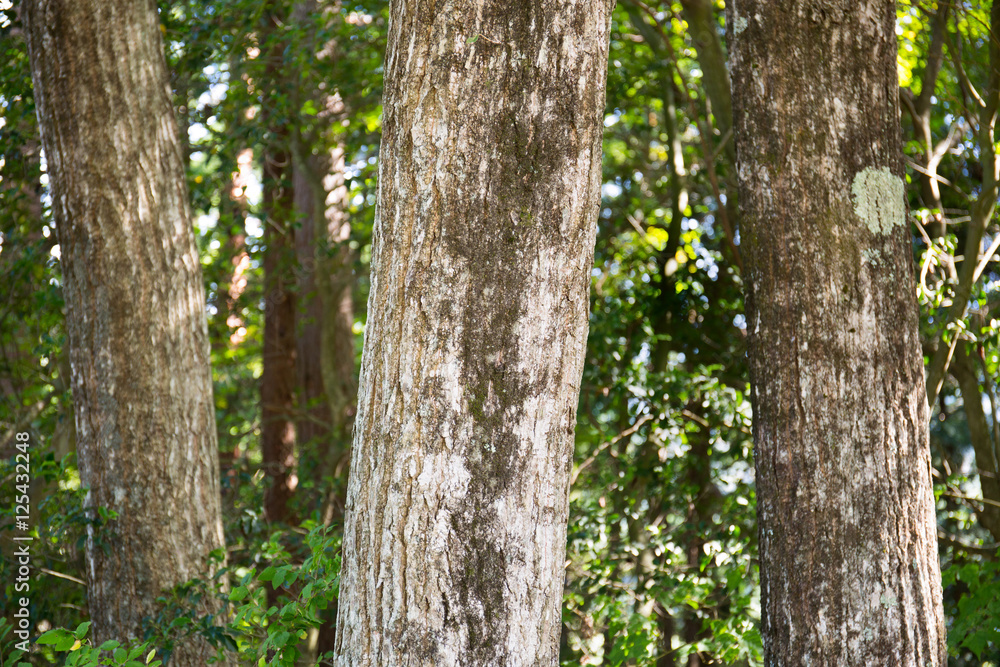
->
261, 143, 298, 525
289, 4, 357, 506
22, 2, 230, 663
315, 142, 357, 490
292, 161, 328, 452
333, 1, 614, 663
292, 137, 356, 511
259, 7, 299, 526
728, 1, 945, 664
678, 0, 734, 168
952, 345, 1000, 542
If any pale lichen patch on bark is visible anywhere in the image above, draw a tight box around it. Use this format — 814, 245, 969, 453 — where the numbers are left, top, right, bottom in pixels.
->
851, 167, 905, 235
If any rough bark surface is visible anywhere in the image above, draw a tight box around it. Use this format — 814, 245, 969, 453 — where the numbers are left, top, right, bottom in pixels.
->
22, 1, 230, 663
728, 1, 946, 664
333, 1, 613, 664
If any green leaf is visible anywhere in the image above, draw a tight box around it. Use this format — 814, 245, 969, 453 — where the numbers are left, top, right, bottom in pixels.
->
272, 567, 285, 589
73, 621, 91, 639
99, 640, 121, 651
229, 585, 249, 601
466, 35, 479, 44
55, 634, 77, 652
146, 649, 157, 664
258, 566, 277, 582
37, 628, 73, 647
114, 647, 127, 663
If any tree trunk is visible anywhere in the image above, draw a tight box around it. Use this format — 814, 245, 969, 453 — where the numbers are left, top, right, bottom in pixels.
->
332, 1, 614, 664
728, 1, 946, 664
259, 7, 299, 526
315, 142, 357, 497
261, 143, 298, 525
678, 0, 734, 168
292, 129, 357, 515
22, 2, 230, 663
951, 345, 1000, 542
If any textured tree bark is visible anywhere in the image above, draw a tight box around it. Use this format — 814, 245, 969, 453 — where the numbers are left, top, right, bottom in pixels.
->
22, 1, 230, 663
728, 1, 946, 664
332, 1, 613, 664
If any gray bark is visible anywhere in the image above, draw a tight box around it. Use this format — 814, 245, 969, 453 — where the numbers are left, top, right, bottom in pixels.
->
728, 1, 946, 664
332, 1, 613, 664
22, 1, 230, 663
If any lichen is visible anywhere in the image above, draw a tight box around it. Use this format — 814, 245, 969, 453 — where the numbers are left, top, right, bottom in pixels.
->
860, 248, 883, 267
850, 167, 905, 236
733, 15, 748, 35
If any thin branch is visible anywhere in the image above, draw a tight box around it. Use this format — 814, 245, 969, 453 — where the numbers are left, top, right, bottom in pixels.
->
973, 232, 1000, 283
936, 530, 999, 558
941, 491, 1000, 511
571, 414, 653, 486
40, 568, 86, 586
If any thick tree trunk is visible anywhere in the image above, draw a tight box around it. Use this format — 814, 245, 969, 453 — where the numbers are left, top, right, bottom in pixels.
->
332, 1, 613, 664
22, 1, 230, 663
728, 1, 945, 664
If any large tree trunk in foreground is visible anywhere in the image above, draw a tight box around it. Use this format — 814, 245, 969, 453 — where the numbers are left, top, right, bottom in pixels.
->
729, 1, 945, 664
23, 2, 230, 663
333, 1, 613, 664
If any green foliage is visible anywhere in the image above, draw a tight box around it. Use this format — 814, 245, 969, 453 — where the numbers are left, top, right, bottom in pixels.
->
225, 524, 341, 665
943, 554, 1000, 660
30, 622, 163, 667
